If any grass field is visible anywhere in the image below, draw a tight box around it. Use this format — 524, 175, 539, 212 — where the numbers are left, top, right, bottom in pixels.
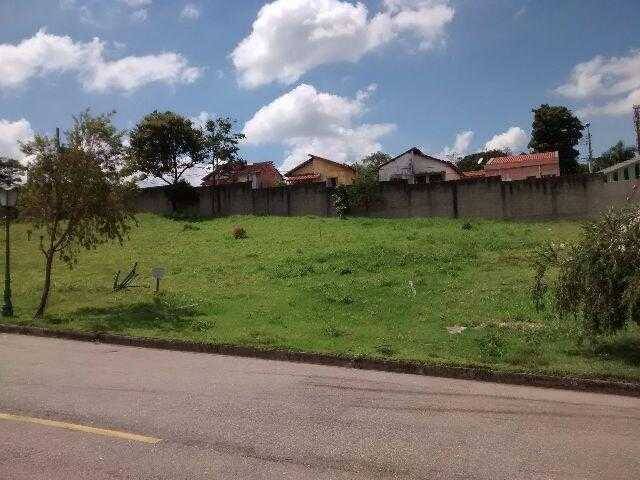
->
4, 214, 640, 381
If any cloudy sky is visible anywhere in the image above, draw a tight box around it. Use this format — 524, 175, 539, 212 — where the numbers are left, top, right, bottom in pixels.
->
1, 0, 639, 176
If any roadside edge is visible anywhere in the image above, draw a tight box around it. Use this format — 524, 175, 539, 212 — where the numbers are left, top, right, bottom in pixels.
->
2, 323, 639, 398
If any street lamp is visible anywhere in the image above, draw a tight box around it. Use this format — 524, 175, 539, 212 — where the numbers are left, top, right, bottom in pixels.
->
0, 187, 18, 317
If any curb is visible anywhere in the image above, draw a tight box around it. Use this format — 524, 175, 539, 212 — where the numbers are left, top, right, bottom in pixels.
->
2, 323, 640, 398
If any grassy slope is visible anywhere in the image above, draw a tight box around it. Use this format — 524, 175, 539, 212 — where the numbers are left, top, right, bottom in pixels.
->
5, 214, 640, 381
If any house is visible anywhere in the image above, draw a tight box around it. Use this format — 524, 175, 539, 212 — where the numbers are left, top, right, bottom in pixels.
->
285, 154, 357, 186
201, 161, 283, 189
483, 151, 559, 181
600, 155, 640, 182
377, 147, 463, 183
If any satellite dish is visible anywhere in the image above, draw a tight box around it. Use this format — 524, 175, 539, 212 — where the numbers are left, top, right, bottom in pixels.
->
477, 157, 485, 165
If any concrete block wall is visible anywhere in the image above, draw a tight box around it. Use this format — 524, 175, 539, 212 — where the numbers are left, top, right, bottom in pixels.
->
136, 175, 637, 221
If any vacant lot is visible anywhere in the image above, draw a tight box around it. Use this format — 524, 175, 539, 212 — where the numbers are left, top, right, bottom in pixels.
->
4, 214, 640, 381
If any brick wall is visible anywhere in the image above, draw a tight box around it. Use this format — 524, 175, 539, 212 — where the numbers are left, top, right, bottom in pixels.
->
136, 175, 636, 220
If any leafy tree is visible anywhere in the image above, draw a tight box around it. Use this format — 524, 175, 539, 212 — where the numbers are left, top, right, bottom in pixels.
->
20, 112, 136, 318
528, 104, 584, 174
456, 150, 508, 172
203, 117, 246, 183
127, 111, 206, 211
333, 153, 388, 217
0, 157, 26, 187
533, 206, 640, 337
357, 151, 392, 170
593, 140, 637, 172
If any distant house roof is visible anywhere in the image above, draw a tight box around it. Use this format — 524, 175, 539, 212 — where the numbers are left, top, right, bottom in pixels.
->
485, 151, 558, 171
285, 173, 322, 184
599, 154, 640, 174
463, 170, 490, 178
378, 147, 463, 177
202, 161, 280, 184
285, 154, 357, 177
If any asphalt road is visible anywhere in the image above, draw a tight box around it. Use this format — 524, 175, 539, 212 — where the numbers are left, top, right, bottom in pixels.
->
1, 333, 639, 479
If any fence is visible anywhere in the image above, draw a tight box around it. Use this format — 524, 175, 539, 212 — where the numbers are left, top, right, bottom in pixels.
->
136, 175, 636, 220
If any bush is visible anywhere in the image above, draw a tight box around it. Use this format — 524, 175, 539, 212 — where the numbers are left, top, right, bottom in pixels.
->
165, 180, 199, 212
232, 225, 247, 239
332, 163, 382, 218
533, 206, 640, 336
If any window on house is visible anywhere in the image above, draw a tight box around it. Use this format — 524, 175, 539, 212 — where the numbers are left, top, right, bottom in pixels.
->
428, 172, 445, 183
414, 174, 427, 184
624, 168, 630, 180
635, 163, 640, 179
327, 177, 338, 187
613, 171, 619, 182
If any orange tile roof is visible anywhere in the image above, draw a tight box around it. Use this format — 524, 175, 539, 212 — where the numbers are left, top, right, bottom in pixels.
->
285, 173, 321, 184
202, 161, 280, 184
463, 170, 486, 178
485, 151, 558, 170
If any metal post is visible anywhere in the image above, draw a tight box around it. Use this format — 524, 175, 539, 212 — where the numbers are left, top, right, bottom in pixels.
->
634, 105, 640, 154
2, 210, 13, 317
586, 123, 593, 173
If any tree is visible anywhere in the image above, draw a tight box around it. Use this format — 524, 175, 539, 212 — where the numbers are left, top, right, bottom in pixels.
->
20, 112, 136, 318
203, 117, 246, 184
127, 111, 206, 211
333, 152, 388, 217
533, 206, 640, 337
0, 157, 26, 187
528, 104, 584, 174
456, 150, 508, 172
357, 151, 392, 170
593, 141, 637, 172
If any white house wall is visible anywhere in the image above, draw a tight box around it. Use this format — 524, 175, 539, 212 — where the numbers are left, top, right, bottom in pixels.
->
378, 151, 460, 183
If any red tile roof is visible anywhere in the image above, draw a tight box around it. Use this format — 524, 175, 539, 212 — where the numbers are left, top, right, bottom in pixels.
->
463, 170, 501, 179
202, 161, 280, 184
485, 151, 558, 170
463, 170, 486, 178
285, 173, 321, 184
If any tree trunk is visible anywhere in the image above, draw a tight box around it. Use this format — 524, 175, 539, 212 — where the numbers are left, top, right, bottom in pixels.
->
34, 251, 55, 319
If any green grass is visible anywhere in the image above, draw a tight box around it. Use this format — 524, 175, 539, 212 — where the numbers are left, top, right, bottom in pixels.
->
4, 214, 640, 382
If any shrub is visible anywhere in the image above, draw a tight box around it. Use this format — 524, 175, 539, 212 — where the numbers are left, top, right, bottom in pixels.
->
332, 163, 382, 218
165, 179, 199, 212
232, 225, 247, 239
533, 206, 640, 336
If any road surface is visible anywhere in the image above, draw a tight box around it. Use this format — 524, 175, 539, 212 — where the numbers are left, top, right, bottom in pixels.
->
1, 333, 639, 479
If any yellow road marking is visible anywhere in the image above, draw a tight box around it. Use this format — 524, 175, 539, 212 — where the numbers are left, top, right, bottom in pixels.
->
0, 413, 162, 444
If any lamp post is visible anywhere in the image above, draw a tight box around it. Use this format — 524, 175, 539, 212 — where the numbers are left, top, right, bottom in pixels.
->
0, 187, 18, 317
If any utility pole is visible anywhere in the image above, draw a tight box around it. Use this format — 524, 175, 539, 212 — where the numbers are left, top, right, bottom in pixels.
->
634, 105, 640, 154
585, 123, 594, 173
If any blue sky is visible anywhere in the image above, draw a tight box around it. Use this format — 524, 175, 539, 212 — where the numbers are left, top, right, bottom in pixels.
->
1, 0, 639, 177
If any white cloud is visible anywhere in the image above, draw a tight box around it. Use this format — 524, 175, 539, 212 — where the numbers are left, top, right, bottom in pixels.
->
243, 84, 395, 171
484, 126, 529, 153
85, 52, 201, 92
180, 3, 200, 20
556, 50, 640, 117
130, 8, 148, 22
440, 130, 474, 158
0, 119, 34, 161
232, 0, 454, 89
190, 111, 212, 130
0, 30, 201, 93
